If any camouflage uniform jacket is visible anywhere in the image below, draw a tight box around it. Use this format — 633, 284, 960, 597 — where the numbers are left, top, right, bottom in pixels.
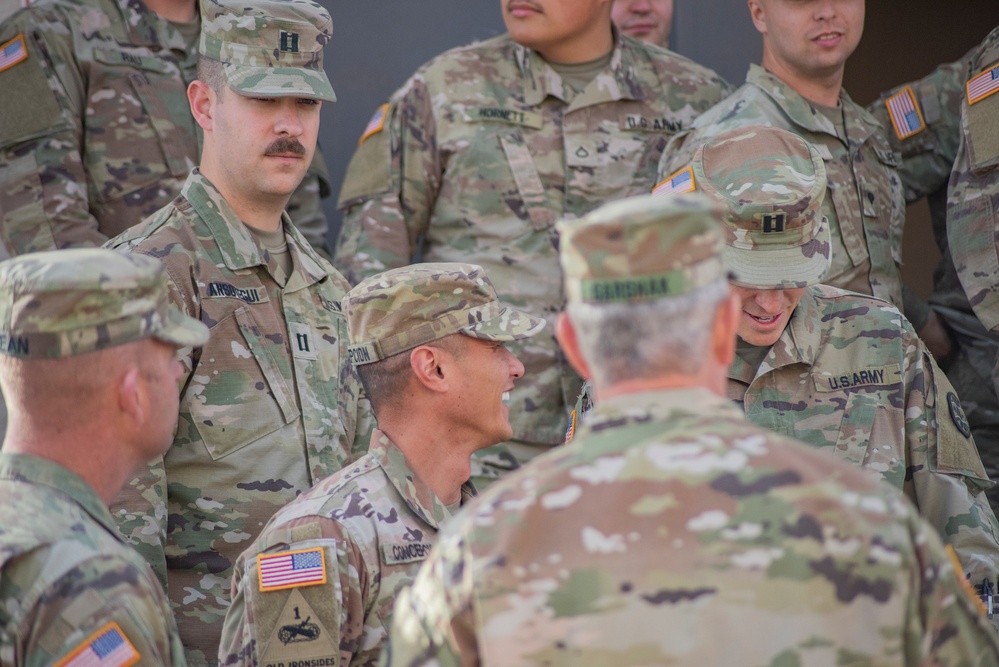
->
334, 33, 731, 446
107, 169, 372, 667
0, 453, 185, 667
729, 284, 999, 587
0, 0, 332, 257
219, 430, 472, 667
661, 64, 906, 308
385, 388, 999, 666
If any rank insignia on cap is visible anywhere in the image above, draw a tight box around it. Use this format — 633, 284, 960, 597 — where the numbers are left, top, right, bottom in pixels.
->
55, 622, 140, 667
967, 64, 999, 105
359, 103, 389, 145
761, 213, 786, 233
565, 409, 576, 444
652, 167, 695, 197
885, 86, 926, 140
0, 34, 28, 74
258, 547, 327, 592
279, 31, 300, 53
947, 391, 971, 439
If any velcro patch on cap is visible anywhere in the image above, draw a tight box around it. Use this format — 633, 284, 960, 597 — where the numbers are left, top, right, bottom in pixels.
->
55, 622, 140, 667
760, 213, 786, 233
359, 103, 389, 145
813, 364, 901, 392
652, 167, 695, 197
381, 542, 433, 565
967, 64, 999, 105
885, 86, 926, 140
0, 34, 28, 74
258, 547, 327, 592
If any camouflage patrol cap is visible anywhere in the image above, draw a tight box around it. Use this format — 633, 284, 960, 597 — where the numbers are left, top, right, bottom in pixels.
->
558, 193, 727, 305
0, 249, 209, 359
691, 125, 831, 289
200, 0, 336, 102
343, 263, 545, 366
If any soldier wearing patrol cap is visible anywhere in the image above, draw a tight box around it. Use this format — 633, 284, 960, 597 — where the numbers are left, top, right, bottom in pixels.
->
384, 193, 999, 666
661, 125, 999, 624
0, 248, 209, 666
218, 263, 543, 667
105, 1, 373, 664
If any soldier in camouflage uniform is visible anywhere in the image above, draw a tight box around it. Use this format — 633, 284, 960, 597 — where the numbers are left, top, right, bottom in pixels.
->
218, 264, 544, 667
385, 193, 999, 666
659, 0, 909, 313
105, 2, 372, 665
0, 248, 209, 666
868, 26, 999, 514
653, 126, 999, 615
0, 0, 334, 258
333, 0, 731, 486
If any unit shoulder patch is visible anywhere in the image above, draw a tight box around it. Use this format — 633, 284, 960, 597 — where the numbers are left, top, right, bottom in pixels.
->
55, 622, 140, 667
259, 589, 338, 667
884, 86, 926, 141
258, 547, 327, 592
652, 166, 695, 197
947, 391, 971, 439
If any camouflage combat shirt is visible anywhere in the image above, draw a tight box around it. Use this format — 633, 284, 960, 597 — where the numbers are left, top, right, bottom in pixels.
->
107, 169, 373, 667
730, 284, 999, 588
0, 0, 332, 257
219, 430, 471, 667
334, 33, 731, 448
385, 388, 999, 666
661, 64, 906, 308
0, 453, 185, 667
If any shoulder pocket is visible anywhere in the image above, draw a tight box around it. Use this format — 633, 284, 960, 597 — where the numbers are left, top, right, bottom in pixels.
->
965, 62, 999, 171
0, 31, 68, 146
337, 105, 393, 208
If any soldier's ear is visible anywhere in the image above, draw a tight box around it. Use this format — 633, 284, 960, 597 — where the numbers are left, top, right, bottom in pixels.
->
188, 80, 216, 131
117, 365, 145, 426
747, 0, 767, 35
556, 312, 591, 380
409, 345, 450, 394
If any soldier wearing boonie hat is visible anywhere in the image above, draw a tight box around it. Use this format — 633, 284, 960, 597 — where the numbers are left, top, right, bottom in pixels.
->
199, 0, 336, 102
381, 193, 999, 667
0, 249, 207, 667
219, 263, 542, 667
664, 125, 999, 611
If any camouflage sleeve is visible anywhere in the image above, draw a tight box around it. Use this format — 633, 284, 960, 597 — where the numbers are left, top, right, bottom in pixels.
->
286, 149, 333, 261
218, 520, 368, 667
656, 128, 702, 186
21, 555, 184, 667
0, 8, 106, 253
867, 51, 973, 203
384, 531, 474, 667
333, 76, 440, 285
904, 340, 999, 597
349, 390, 376, 462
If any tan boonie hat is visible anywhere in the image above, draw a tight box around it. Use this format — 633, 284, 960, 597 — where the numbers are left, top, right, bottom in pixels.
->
0, 249, 209, 359
343, 263, 545, 366
689, 125, 831, 289
200, 0, 336, 102
558, 193, 727, 305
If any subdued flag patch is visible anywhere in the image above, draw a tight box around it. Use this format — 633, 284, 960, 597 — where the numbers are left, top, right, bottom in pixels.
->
0, 34, 28, 74
258, 547, 327, 592
967, 64, 999, 105
652, 167, 695, 197
55, 623, 140, 667
359, 103, 389, 145
885, 87, 925, 140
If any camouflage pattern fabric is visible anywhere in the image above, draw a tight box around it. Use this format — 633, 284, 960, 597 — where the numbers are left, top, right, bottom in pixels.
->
106, 169, 373, 667
333, 33, 731, 476
660, 64, 906, 308
869, 27, 999, 514
219, 430, 472, 667
728, 284, 999, 594
343, 263, 544, 365
0, 0, 333, 258
0, 453, 185, 667
386, 388, 999, 666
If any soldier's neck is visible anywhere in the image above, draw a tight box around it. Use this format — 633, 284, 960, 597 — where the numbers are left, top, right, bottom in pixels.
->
760, 51, 845, 109
142, 0, 197, 23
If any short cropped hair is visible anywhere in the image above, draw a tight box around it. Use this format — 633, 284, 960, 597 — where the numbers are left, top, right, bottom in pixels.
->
197, 55, 227, 99
356, 334, 466, 416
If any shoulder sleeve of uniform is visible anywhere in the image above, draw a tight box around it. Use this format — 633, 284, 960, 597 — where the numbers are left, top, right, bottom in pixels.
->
0, 21, 72, 147
924, 350, 990, 483
337, 101, 395, 209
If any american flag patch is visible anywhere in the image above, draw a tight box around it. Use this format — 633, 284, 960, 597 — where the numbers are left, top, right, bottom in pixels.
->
258, 547, 327, 592
0, 34, 28, 74
359, 103, 389, 145
885, 87, 925, 140
967, 64, 999, 105
55, 623, 140, 667
652, 167, 695, 197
